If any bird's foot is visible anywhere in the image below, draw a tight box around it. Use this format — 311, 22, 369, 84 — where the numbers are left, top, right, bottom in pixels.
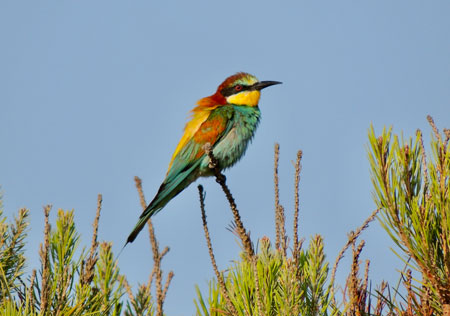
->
215, 173, 226, 184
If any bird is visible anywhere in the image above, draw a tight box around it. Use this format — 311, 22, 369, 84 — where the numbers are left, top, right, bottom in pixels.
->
126, 72, 281, 244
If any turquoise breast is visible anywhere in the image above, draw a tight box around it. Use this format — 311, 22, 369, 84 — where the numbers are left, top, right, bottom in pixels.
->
200, 105, 261, 173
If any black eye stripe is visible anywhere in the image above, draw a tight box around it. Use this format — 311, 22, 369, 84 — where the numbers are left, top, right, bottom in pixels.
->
221, 84, 251, 97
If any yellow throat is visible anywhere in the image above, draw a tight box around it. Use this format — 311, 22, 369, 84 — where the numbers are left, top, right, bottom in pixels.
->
226, 90, 261, 107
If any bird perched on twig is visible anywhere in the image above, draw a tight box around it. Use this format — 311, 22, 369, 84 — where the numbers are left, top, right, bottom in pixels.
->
127, 72, 281, 244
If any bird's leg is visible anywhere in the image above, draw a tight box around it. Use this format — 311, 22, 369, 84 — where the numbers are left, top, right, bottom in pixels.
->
203, 143, 227, 182
204, 143, 218, 168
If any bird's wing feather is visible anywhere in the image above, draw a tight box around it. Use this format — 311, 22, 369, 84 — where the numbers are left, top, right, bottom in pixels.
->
154, 109, 234, 208
126, 108, 234, 244
165, 108, 233, 181
167, 100, 223, 174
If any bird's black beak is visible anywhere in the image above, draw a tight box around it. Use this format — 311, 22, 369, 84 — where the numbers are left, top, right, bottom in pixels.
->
252, 80, 282, 91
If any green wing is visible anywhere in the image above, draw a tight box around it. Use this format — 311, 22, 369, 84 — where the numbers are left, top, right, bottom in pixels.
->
126, 107, 234, 244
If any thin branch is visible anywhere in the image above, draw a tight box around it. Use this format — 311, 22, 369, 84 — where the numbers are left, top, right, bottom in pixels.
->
427, 115, 442, 143
293, 149, 303, 258
122, 277, 136, 308
89, 194, 102, 259
147, 265, 157, 290
135, 176, 161, 311
39, 205, 52, 314
252, 256, 265, 316
331, 208, 380, 287
82, 194, 102, 285
203, 143, 255, 258
198, 185, 237, 316
374, 281, 387, 315
274, 143, 281, 249
134, 176, 173, 316
134, 176, 147, 211
363, 260, 370, 296
444, 128, 450, 149
160, 246, 170, 259
162, 271, 174, 303
348, 240, 366, 315
404, 269, 414, 316
417, 129, 429, 198
28, 269, 36, 310
277, 205, 287, 256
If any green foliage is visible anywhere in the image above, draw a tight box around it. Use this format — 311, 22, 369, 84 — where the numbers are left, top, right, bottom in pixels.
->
2, 118, 449, 316
0, 206, 29, 302
368, 120, 450, 314
194, 236, 336, 316
196, 119, 450, 316
0, 208, 126, 315
124, 284, 155, 316
0, 203, 159, 316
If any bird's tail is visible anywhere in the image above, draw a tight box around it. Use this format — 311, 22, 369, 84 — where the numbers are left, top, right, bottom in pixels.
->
125, 161, 201, 245
126, 203, 161, 244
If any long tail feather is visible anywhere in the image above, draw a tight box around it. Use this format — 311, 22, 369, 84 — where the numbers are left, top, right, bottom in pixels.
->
125, 160, 202, 244
126, 210, 155, 244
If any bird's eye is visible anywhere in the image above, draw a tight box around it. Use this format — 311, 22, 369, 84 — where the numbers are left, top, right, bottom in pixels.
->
235, 85, 243, 91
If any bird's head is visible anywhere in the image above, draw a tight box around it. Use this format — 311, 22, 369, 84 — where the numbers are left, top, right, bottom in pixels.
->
196, 72, 281, 108
218, 72, 282, 106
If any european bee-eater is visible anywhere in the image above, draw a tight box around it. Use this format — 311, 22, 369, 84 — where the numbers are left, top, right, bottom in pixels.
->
127, 72, 281, 244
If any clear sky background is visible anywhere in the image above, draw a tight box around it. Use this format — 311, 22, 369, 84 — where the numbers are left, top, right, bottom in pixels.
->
1, 1, 449, 315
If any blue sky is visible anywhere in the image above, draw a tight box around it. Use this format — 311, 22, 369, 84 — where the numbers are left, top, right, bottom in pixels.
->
1, 1, 449, 315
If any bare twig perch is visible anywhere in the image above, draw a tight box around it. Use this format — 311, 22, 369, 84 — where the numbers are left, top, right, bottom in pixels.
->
203, 143, 255, 258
